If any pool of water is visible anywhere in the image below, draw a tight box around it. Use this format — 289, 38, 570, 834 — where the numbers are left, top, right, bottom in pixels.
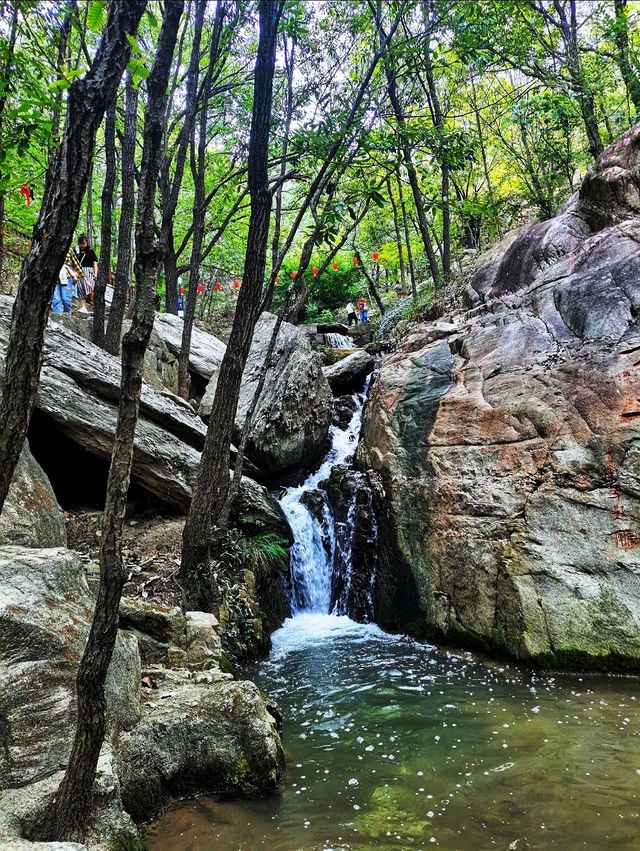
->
146, 614, 640, 850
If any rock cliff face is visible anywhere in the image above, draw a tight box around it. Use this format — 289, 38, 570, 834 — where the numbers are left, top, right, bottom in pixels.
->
359, 124, 640, 671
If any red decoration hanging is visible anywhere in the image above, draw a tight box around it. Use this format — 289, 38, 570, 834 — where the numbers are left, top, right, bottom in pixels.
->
20, 184, 31, 206
233, 279, 240, 289
332, 262, 339, 271
179, 286, 185, 295
353, 256, 360, 266
214, 282, 222, 292
197, 282, 204, 294
311, 266, 318, 277
274, 275, 279, 284
291, 270, 298, 279
373, 251, 380, 262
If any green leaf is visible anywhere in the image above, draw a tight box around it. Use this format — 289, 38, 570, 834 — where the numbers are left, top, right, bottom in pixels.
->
86, 0, 107, 34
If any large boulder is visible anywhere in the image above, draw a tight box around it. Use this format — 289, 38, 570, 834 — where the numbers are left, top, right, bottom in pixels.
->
153, 312, 226, 380
116, 674, 285, 822
0, 444, 66, 548
0, 547, 141, 789
323, 350, 374, 394
200, 313, 332, 473
359, 124, 640, 672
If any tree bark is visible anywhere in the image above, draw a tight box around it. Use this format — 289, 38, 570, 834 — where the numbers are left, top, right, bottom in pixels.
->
181, 0, 284, 607
104, 73, 138, 355
93, 103, 117, 347
160, 0, 206, 315
46, 3, 183, 841
386, 176, 405, 288
354, 249, 385, 315
0, 2, 19, 287
178, 1, 226, 399
0, 1, 146, 517
270, 33, 295, 271
396, 166, 417, 297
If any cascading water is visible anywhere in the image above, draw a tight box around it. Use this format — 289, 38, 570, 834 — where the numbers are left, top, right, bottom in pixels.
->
323, 332, 354, 348
278, 384, 369, 615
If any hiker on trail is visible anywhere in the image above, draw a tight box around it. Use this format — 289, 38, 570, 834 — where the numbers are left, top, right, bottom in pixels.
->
358, 295, 368, 324
74, 234, 98, 314
346, 301, 359, 326
394, 279, 403, 299
51, 258, 78, 315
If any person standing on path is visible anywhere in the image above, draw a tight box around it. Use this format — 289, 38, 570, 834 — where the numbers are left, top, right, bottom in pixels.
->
358, 295, 368, 323
51, 259, 77, 315
74, 234, 98, 314
346, 301, 359, 326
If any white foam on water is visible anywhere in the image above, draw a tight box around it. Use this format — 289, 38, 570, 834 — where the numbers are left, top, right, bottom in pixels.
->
270, 612, 391, 660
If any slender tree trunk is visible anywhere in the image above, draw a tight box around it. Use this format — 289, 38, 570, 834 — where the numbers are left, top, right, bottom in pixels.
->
86, 159, 95, 245
397, 167, 417, 297
354, 249, 385, 315
178, 1, 226, 399
46, 4, 182, 841
0, 1, 146, 516
181, 0, 284, 606
93, 103, 117, 347
160, 0, 207, 315
270, 34, 295, 271
386, 176, 405, 288
104, 73, 138, 355
613, 0, 640, 116
0, 2, 19, 287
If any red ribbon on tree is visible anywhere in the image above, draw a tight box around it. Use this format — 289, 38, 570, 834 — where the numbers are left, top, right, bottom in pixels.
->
233, 279, 240, 289
197, 283, 204, 294
20, 184, 31, 206
353, 256, 360, 266
332, 262, 339, 271
274, 275, 279, 283
311, 267, 318, 277
179, 286, 185, 295
291, 270, 298, 279
373, 251, 380, 261
214, 282, 222, 292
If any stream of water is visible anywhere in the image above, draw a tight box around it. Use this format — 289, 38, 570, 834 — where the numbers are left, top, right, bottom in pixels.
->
146, 370, 640, 850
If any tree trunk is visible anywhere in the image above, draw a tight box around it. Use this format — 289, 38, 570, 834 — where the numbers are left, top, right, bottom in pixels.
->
270, 33, 295, 272
178, 1, 226, 399
160, 0, 207, 315
386, 176, 405, 288
354, 249, 385, 315
397, 167, 417, 297
0, 2, 19, 287
46, 3, 182, 841
93, 103, 117, 347
0, 1, 146, 517
104, 73, 138, 355
613, 0, 640, 116
181, 0, 283, 607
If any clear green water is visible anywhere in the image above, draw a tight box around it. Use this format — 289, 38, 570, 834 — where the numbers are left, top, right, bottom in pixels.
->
145, 614, 640, 850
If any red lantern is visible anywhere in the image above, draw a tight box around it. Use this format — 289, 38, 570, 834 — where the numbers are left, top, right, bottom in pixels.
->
332, 262, 339, 271
179, 286, 185, 295
274, 275, 279, 283
353, 256, 360, 266
214, 282, 222, 292
311, 267, 318, 277
20, 184, 31, 206
291, 270, 298, 279
197, 282, 204, 294
373, 251, 380, 262
233, 279, 240, 289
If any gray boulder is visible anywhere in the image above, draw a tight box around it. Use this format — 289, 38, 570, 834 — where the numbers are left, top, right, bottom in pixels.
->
0, 547, 141, 789
116, 674, 285, 822
323, 350, 374, 394
200, 313, 332, 473
360, 124, 640, 671
153, 312, 226, 380
0, 444, 66, 548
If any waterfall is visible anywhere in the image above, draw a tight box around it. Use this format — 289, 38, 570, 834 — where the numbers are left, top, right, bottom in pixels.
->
324, 333, 354, 349
278, 383, 369, 616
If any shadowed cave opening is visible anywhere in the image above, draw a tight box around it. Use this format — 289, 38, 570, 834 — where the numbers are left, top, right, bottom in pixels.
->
27, 408, 173, 516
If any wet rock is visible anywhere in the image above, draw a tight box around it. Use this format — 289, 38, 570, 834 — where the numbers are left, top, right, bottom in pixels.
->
0, 547, 141, 789
332, 394, 358, 429
323, 350, 374, 394
200, 313, 332, 474
116, 677, 285, 822
360, 125, 640, 671
0, 443, 66, 548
